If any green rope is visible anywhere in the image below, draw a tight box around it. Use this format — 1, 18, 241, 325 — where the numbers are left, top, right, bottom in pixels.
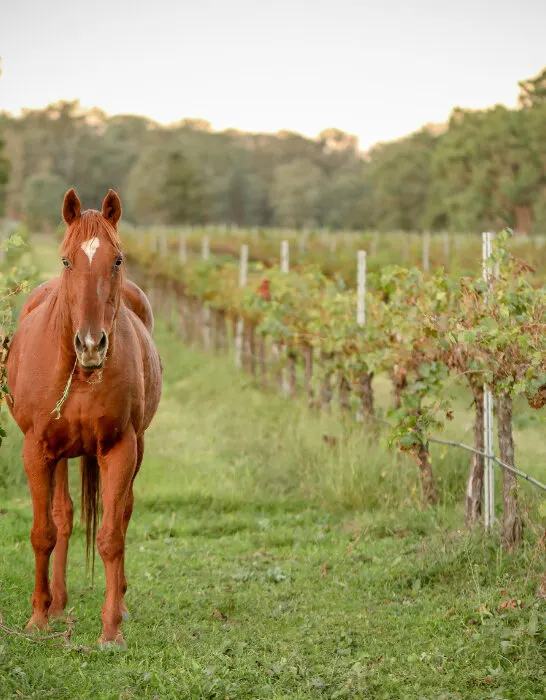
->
51, 359, 78, 420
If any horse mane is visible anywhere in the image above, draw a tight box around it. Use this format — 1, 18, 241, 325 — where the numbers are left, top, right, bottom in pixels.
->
61, 209, 123, 259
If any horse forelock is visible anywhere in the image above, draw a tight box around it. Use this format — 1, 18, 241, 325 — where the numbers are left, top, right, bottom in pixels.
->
61, 210, 123, 259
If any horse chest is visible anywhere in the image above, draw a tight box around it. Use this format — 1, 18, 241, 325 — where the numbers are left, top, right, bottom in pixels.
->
40, 384, 132, 459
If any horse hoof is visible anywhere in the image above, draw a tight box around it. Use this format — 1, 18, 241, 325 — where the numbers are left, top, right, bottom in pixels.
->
48, 607, 65, 621
98, 635, 127, 651
25, 617, 49, 633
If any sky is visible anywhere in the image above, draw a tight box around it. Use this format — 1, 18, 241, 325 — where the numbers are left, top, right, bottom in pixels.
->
1, 0, 545, 150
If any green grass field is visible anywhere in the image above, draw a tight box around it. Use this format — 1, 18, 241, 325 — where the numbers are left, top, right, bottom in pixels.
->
0, 236, 544, 698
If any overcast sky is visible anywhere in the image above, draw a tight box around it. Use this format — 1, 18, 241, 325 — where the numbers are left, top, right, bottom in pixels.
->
1, 0, 544, 149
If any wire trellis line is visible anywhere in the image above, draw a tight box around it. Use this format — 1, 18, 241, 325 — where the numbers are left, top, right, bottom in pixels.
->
427, 437, 546, 492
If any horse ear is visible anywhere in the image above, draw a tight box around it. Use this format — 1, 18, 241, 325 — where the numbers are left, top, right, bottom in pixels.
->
62, 189, 82, 225
102, 189, 122, 226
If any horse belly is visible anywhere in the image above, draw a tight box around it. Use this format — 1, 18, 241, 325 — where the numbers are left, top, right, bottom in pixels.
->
142, 346, 162, 431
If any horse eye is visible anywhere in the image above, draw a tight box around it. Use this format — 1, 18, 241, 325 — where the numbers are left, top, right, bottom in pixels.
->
114, 256, 123, 269
62, 258, 71, 270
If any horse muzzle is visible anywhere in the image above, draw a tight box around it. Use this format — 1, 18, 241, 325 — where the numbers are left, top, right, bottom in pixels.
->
74, 329, 108, 369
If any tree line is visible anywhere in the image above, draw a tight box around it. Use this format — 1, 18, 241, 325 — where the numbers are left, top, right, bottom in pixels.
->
0, 68, 544, 233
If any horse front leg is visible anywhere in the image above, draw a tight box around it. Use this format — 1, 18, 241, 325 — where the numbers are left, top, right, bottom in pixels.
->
97, 431, 137, 648
49, 458, 73, 619
119, 435, 144, 622
22, 436, 57, 631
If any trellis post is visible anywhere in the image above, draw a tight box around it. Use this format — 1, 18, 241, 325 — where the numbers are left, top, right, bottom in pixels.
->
482, 231, 495, 530
235, 244, 248, 368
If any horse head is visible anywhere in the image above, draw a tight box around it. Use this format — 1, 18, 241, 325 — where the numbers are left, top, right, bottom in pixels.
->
60, 189, 124, 370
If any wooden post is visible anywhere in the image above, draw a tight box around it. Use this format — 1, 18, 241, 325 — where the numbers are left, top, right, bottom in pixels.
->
281, 240, 289, 274
272, 342, 282, 391
402, 234, 410, 263
288, 352, 297, 397
320, 351, 334, 411
258, 336, 268, 389
443, 231, 450, 268
277, 240, 290, 394
160, 229, 168, 257
422, 231, 430, 273
298, 230, 307, 255
202, 235, 210, 261
178, 293, 188, 343
214, 309, 228, 354
497, 393, 523, 550
465, 382, 485, 527
339, 375, 351, 413
179, 233, 187, 264
355, 250, 374, 421
303, 344, 313, 406
235, 244, 248, 368
357, 250, 366, 326
202, 236, 211, 349
245, 321, 257, 378
371, 231, 379, 257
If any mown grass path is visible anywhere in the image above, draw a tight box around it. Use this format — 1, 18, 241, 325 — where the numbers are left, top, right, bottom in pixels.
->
0, 236, 544, 698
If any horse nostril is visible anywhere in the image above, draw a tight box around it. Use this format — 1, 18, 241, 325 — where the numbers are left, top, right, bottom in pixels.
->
98, 332, 107, 352
74, 332, 84, 353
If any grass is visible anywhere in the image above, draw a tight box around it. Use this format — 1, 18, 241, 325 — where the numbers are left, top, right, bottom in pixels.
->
0, 236, 544, 698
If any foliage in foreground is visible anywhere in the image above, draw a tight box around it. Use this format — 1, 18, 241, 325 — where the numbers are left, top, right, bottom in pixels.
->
0, 224, 35, 446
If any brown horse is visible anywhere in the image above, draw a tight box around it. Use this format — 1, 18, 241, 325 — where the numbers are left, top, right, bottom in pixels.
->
6, 189, 162, 648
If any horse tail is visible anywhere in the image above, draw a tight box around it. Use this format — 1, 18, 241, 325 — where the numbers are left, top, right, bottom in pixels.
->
80, 455, 100, 582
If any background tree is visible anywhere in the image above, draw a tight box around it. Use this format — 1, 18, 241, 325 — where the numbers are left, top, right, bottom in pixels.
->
368, 128, 437, 231
428, 107, 543, 233
0, 130, 9, 217
126, 147, 206, 225
162, 149, 206, 224
21, 172, 69, 230
1, 67, 545, 232
518, 67, 546, 108
271, 159, 324, 229
0, 60, 11, 217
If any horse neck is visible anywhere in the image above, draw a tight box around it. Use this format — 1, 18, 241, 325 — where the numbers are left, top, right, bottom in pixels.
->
49, 282, 78, 370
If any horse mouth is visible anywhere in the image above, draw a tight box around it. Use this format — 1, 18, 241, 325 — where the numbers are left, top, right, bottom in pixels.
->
76, 353, 106, 371
80, 361, 104, 370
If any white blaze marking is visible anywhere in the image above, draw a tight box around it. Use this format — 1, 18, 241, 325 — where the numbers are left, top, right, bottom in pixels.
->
85, 331, 95, 350
81, 237, 100, 264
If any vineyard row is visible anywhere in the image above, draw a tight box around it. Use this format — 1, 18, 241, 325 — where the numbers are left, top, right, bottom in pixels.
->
124, 228, 546, 551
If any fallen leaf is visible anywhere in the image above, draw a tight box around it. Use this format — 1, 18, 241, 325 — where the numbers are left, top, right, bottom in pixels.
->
497, 599, 524, 612
211, 609, 228, 621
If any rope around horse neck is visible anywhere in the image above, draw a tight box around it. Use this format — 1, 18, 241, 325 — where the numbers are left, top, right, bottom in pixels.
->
51, 358, 78, 420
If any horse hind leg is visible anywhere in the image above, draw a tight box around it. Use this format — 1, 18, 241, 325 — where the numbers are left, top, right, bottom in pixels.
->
22, 436, 57, 632
49, 458, 74, 619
